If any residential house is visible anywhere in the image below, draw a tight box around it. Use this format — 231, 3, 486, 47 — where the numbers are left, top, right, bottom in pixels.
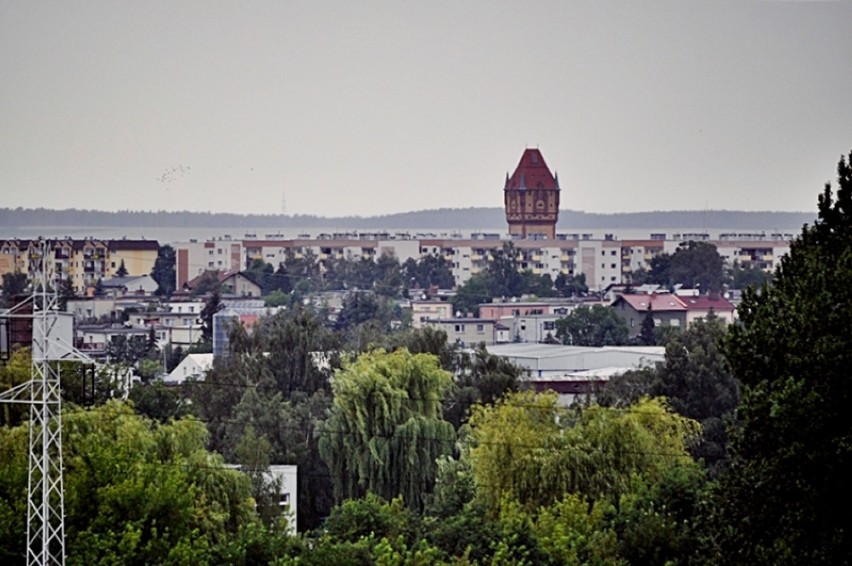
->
101, 275, 159, 297
107, 239, 159, 277
410, 299, 454, 328
679, 294, 737, 325
421, 318, 506, 346
165, 353, 214, 384
505, 313, 563, 343
611, 293, 688, 338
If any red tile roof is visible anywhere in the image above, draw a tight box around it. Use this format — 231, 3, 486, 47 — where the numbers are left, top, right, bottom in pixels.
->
678, 295, 735, 312
616, 293, 735, 313
505, 148, 559, 191
616, 293, 687, 312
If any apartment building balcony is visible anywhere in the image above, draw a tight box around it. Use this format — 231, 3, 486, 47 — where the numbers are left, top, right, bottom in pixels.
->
762, 254, 774, 261
471, 254, 483, 261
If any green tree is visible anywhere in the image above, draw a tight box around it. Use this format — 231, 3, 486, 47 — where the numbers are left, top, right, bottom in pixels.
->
318, 349, 456, 511
443, 344, 526, 429
670, 241, 725, 293
115, 259, 128, 277
107, 334, 153, 366
555, 305, 630, 346
729, 261, 772, 290
129, 380, 190, 422
372, 253, 403, 297
0, 347, 31, 425
646, 253, 674, 288
334, 291, 384, 332
57, 275, 76, 311
711, 151, 852, 564
151, 244, 176, 297
1, 272, 28, 307
554, 272, 588, 298
401, 254, 455, 290
0, 402, 264, 564
281, 248, 320, 294
520, 271, 557, 297
191, 270, 222, 297
263, 288, 288, 307
452, 273, 491, 317
466, 391, 700, 512
596, 366, 661, 409
260, 306, 338, 396
658, 313, 739, 472
639, 304, 656, 345
199, 290, 222, 343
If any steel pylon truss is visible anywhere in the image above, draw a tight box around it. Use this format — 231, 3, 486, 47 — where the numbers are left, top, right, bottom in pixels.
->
0, 239, 90, 566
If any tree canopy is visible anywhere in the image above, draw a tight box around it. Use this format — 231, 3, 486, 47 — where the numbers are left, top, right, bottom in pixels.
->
712, 151, 852, 564
0, 402, 286, 565
318, 349, 456, 510
555, 305, 630, 346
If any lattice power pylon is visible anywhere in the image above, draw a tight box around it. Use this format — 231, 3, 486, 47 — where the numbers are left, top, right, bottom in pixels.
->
0, 239, 92, 565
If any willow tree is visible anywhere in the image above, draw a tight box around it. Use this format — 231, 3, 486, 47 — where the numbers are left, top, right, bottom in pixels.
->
467, 391, 700, 512
318, 349, 456, 510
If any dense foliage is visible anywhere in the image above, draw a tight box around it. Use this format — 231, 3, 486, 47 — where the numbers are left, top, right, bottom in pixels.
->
710, 152, 852, 564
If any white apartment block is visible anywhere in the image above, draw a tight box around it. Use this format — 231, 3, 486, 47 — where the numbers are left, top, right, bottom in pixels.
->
172, 231, 795, 294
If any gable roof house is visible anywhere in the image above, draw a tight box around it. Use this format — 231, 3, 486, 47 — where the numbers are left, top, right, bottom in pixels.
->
612, 292, 736, 338
679, 294, 736, 325
165, 353, 214, 385
182, 270, 263, 298
611, 293, 688, 338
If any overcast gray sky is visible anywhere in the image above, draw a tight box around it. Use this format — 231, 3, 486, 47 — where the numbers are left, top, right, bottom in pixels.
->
1, 1, 850, 217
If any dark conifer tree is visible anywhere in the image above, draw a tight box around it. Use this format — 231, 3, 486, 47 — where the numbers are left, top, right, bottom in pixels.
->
710, 151, 852, 564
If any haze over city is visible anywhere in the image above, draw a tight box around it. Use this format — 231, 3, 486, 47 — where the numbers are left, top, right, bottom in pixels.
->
1, 1, 850, 218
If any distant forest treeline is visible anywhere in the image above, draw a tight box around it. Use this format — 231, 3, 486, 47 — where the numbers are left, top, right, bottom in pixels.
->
0, 207, 817, 230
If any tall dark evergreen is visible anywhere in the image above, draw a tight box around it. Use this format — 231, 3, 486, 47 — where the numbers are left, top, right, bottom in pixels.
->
1, 272, 28, 307
200, 290, 222, 343
712, 151, 852, 564
151, 244, 176, 297
639, 304, 656, 345
658, 313, 738, 473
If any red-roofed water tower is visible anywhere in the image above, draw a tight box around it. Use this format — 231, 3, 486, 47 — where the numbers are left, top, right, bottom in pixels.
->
504, 148, 561, 239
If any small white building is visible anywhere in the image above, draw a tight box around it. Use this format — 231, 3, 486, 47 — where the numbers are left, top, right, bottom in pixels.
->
165, 353, 214, 384
226, 464, 298, 535
102, 275, 159, 296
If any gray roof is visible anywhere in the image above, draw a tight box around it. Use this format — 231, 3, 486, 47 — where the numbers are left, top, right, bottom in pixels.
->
102, 275, 149, 287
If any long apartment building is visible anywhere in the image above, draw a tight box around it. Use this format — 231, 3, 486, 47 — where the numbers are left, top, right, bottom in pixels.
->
173, 231, 792, 293
0, 238, 159, 292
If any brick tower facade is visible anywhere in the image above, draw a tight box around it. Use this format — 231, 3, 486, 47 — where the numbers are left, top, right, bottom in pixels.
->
504, 148, 560, 239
